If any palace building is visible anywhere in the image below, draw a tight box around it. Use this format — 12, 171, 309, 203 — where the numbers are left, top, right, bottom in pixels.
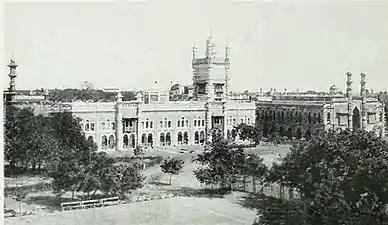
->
4, 36, 256, 151
256, 72, 386, 139
4, 36, 386, 151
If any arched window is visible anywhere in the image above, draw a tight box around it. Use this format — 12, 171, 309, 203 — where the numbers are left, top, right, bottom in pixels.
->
90, 123, 95, 131
146, 121, 149, 129
177, 121, 181, 127
200, 131, 205, 144
112, 122, 115, 130
327, 112, 331, 124
166, 133, 171, 146
141, 134, 147, 144
177, 132, 183, 144
108, 135, 115, 148
194, 131, 199, 144
123, 134, 129, 148
160, 121, 163, 128
101, 122, 106, 130
101, 135, 108, 148
194, 120, 197, 127
168, 121, 171, 128
164, 119, 168, 127
247, 118, 250, 124
85, 120, 90, 131
160, 133, 165, 146
185, 120, 189, 127
150, 121, 153, 128
202, 120, 205, 126
183, 131, 188, 145
147, 134, 153, 146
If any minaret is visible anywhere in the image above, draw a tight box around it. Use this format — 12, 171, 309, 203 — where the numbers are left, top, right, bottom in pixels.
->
205, 35, 213, 59
346, 72, 353, 131
360, 73, 367, 129
225, 44, 230, 99
7, 59, 18, 102
192, 45, 197, 60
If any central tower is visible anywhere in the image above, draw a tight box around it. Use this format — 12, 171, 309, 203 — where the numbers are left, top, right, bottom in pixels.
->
192, 35, 230, 101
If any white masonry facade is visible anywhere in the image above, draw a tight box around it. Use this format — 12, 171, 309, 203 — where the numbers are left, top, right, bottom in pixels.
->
33, 36, 256, 151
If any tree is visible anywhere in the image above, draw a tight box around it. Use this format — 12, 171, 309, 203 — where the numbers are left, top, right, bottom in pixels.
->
194, 133, 246, 190
233, 123, 262, 145
266, 130, 388, 225
246, 154, 268, 193
160, 157, 184, 185
46, 112, 98, 199
100, 163, 144, 198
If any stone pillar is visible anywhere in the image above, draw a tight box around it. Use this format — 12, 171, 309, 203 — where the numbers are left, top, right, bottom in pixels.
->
225, 45, 230, 100
360, 73, 367, 129
136, 102, 141, 147
205, 102, 212, 143
346, 72, 353, 131
115, 102, 122, 151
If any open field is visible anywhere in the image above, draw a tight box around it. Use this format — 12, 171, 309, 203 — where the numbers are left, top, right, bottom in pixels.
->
5, 143, 291, 225
5, 196, 256, 225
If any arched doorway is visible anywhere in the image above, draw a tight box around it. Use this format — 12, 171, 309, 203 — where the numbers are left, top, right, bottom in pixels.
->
353, 107, 361, 130
166, 133, 171, 146
130, 134, 135, 148
101, 135, 108, 149
200, 131, 205, 144
123, 134, 129, 148
108, 135, 115, 148
305, 129, 312, 140
183, 131, 188, 145
263, 122, 269, 138
296, 128, 302, 140
194, 131, 199, 144
279, 127, 285, 137
148, 133, 153, 147
160, 133, 165, 146
177, 132, 183, 145
287, 128, 293, 140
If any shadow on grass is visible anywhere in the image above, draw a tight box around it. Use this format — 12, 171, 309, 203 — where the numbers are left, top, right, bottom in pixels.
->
167, 187, 231, 199
149, 181, 171, 186
25, 195, 75, 211
238, 193, 308, 225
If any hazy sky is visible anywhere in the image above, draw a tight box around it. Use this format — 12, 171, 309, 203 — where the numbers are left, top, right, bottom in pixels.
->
4, 0, 388, 92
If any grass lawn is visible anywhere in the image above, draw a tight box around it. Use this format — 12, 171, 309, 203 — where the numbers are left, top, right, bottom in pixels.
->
5, 197, 256, 225
5, 143, 291, 225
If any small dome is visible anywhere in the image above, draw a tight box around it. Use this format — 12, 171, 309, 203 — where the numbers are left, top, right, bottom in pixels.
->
170, 83, 181, 91
329, 84, 338, 91
136, 92, 143, 98
116, 92, 123, 98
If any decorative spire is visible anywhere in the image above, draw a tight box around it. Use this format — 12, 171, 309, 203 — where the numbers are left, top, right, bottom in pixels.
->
360, 72, 367, 129
205, 32, 213, 58
225, 44, 230, 61
192, 45, 197, 60
346, 71, 353, 131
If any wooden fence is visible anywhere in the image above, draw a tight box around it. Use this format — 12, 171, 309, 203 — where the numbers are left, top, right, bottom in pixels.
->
60, 196, 120, 211
232, 176, 301, 200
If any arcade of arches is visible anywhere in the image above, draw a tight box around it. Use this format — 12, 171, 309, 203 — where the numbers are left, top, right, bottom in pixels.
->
257, 107, 323, 140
